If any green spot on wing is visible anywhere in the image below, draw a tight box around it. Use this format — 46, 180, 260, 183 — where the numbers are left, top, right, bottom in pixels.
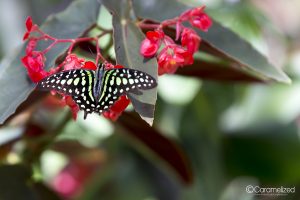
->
74, 78, 80, 85
67, 79, 73, 85
116, 77, 121, 85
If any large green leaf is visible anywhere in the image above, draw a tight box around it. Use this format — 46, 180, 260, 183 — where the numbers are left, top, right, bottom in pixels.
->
0, 0, 101, 124
102, 0, 158, 126
132, 0, 291, 83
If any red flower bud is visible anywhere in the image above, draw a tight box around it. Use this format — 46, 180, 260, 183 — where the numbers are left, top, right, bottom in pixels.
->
25, 16, 33, 31
190, 11, 212, 31
188, 7, 212, 31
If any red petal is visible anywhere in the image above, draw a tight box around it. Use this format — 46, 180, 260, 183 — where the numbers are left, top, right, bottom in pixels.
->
25, 16, 33, 31
146, 31, 161, 42
83, 61, 97, 70
113, 65, 124, 69
140, 39, 159, 57
27, 70, 48, 83
23, 32, 30, 41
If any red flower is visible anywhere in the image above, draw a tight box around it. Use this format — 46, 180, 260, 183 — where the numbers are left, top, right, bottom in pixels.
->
103, 96, 130, 121
21, 51, 48, 82
157, 45, 193, 75
189, 8, 212, 31
140, 30, 164, 57
181, 28, 201, 53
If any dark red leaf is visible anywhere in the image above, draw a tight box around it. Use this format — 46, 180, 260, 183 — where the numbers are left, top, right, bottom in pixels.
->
176, 60, 263, 82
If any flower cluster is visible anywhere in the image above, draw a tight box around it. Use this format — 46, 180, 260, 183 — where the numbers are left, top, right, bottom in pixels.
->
21, 17, 129, 120
140, 6, 212, 75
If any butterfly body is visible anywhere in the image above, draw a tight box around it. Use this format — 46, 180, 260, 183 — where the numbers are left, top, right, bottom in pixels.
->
37, 64, 157, 119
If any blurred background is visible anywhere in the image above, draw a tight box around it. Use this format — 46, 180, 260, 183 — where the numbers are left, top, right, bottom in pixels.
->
1, 0, 300, 199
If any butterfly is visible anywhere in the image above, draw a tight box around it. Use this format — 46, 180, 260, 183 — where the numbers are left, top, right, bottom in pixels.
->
36, 63, 157, 119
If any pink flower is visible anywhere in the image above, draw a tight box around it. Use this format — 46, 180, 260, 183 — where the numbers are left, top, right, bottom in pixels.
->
181, 28, 201, 53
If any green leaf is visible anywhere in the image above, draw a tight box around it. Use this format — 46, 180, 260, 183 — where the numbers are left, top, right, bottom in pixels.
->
132, 0, 291, 83
0, 0, 101, 124
102, 0, 158, 126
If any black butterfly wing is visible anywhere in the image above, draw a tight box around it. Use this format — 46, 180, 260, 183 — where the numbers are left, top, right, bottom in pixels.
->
37, 69, 97, 119
94, 68, 157, 114
37, 69, 91, 96
110, 68, 157, 92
